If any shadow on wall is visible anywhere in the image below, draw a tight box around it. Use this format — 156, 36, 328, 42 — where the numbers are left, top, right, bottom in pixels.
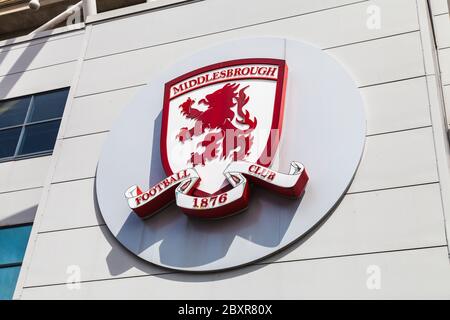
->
0, 205, 38, 227
93, 184, 166, 277
97, 193, 336, 281
95, 174, 337, 281
93, 109, 339, 281
94, 90, 350, 280
94, 168, 306, 278
0, 34, 50, 99
0, 39, 15, 68
106, 111, 301, 269
152, 209, 336, 283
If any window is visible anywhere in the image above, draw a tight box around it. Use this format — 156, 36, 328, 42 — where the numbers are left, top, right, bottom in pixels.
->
0, 224, 32, 300
96, 0, 147, 13
0, 88, 69, 161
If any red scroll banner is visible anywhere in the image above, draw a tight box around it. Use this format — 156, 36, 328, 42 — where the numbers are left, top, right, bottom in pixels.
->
125, 161, 308, 219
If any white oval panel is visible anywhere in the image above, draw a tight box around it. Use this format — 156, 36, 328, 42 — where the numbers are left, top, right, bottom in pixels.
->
96, 38, 366, 272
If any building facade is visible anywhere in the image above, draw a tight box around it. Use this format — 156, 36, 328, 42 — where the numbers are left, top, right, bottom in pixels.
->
0, 0, 450, 299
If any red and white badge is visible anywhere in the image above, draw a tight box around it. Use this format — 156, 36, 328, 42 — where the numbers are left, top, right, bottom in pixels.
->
96, 37, 366, 272
125, 59, 309, 219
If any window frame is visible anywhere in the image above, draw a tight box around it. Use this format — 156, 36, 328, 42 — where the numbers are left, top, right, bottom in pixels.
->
0, 88, 69, 163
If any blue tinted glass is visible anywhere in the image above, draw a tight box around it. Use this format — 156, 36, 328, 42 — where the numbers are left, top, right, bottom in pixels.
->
18, 120, 60, 155
28, 89, 68, 123
0, 97, 30, 129
0, 266, 20, 300
0, 127, 21, 159
0, 225, 32, 265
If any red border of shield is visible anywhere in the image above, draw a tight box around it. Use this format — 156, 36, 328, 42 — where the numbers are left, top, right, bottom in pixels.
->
160, 58, 288, 196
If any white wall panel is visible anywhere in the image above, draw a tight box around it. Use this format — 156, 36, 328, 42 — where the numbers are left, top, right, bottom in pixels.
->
23, 225, 164, 287
268, 183, 446, 262
21, 247, 450, 299
53, 126, 437, 195
87, 0, 401, 58
0, 157, 52, 193
0, 162, 13, 193
52, 133, 108, 183
349, 127, 438, 192
0, 34, 83, 77
434, 14, 450, 49
0, 188, 42, 227
439, 48, 450, 85
0, 30, 84, 51
76, 0, 421, 96
76, 31, 425, 97
360, 77, 431, 135
64, 86, 141, 138
39, 178, 104, 232
430, 0, 449, 15
23, 183, 445, 286
444, 85, 450, 124
64, 77, 432, 138
328, 31, 424, 87
0, 61, 77, 99
11, 0, 450, 300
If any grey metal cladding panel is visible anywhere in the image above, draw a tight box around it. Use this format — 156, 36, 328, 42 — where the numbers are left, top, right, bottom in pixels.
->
78, 0, 420, 95
39, 178, 104, 232
15, 0, 445, 295
267, 183, 446, 263
65, 76, 431, 138
0, 156, 53, 193
51, 132, 108, 183
0, 34, 83, 77
361, 77, 431, 135
76, 31, 425, 97
25, 183, 446, 289
64, 86, 142, 138
38, 126, 440, 232
430, 0, 450, 15
0, 61, 77, 99
21, 247, 450, 299
433, 14, 450, 49
50, 97, 437, 209
24, 225, 164, 288
349, 127, 438, 193
85, 0, 417, 59
439, 48, 450, 85
327, 31, 425, 87
0, 29, 84, 51
444, 85, 450, 124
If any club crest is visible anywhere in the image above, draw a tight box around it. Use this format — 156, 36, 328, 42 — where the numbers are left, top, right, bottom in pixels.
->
125, 58, 308, 218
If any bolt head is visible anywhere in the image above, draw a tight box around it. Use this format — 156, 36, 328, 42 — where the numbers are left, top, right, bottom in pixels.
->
29, 0, 41, 11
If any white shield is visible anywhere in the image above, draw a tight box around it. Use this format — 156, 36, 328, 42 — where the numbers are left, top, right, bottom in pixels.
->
161, 59, 287, 195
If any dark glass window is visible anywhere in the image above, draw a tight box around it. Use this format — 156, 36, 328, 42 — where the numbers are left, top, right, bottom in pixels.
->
18, 121, 61, 156
0, 224, 32, 300
0, 88, 69, 161
28, 90, 68, 122
0, 266, 21, 301
0, 97, 31, 129
0, 225, 32, 265
0, 127, 21, 159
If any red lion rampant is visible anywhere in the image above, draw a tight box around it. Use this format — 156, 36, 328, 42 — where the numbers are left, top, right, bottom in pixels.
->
176, 83, 257, 166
